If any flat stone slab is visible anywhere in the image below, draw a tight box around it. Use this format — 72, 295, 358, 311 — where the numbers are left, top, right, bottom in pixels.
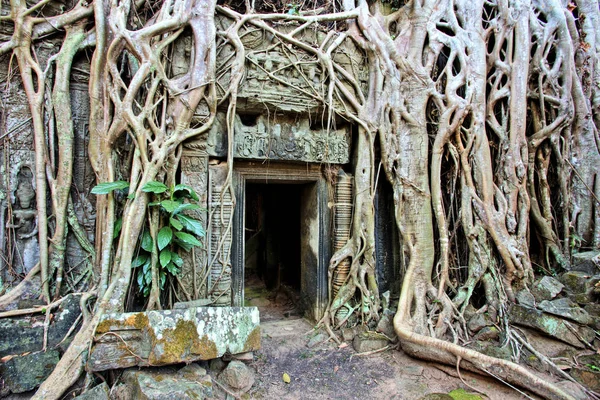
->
89, 307, 260, 371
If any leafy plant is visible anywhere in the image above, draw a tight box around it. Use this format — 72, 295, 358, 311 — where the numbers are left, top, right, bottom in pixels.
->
132, 181, 205, 297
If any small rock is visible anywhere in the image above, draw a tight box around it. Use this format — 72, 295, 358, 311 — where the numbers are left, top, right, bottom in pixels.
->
569, 291, 594, 305
73, 383, 110, 400
560, 271, 590, 294
473, 326, 500, 341
341, 327, 355, 342
232, 351, 254, 361
515, 290, 536, 307
467, 313, 492, 333
531, 276, 564, 301
307, 332, 328, 348
571, 251, 600, 275
381, 291, 391, 310
0, 349, 60, 393
352, 331, 389, 353
538, 298, 591, 325
218, 360, 255, 392
209, 358, 227, 372
178, 363, 207, 380
470, 341, 512, 361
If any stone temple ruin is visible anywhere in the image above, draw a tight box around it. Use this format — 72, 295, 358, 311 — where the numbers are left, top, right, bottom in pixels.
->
0, 13, 401, 375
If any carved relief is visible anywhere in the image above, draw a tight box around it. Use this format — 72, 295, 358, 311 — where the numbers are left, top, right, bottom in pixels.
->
207, 113, 351, 164
178, 148, 209, 300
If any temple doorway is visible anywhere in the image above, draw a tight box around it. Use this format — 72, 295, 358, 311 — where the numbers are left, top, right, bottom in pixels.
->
244, 183, 304, 321
230, 162, 330, 322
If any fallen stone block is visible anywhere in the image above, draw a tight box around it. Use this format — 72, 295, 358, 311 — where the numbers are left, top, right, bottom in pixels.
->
0, 350, 59, 393
571, 251, 600, 275
531, 276, 564, 302
538, 298, 591, 325
73, 382, 110, 400
121, 368, 213, 400
88, 306, 260, 371
509, 304, 595, 348
560, 271, 591, 294
352, 331, 389, 353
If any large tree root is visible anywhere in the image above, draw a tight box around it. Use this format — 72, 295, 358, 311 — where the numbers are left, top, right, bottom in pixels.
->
393, 316, 575, 400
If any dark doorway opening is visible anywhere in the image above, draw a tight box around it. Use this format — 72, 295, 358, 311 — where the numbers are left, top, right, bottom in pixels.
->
244, 183, 305, 321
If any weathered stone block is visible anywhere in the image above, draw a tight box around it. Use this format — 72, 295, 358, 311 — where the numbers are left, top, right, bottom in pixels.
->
352, 331, 389, 353
560, 271, 590, 294
509, 304, 595, 348
73, 383, 110, 400
0, 350, 59, 393
538, 298, 591, 325
218, 360, 255, 392
571, 251, 600, 275
570, 368, 600, 391
88, 307, 260, 371
0, 293, 82, 357
531, 276, 564, 301
467, 313, 492, 333
121, 369, 213, 400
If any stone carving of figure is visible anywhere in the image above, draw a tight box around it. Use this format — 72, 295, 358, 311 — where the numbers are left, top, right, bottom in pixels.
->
6, 167, 39, 274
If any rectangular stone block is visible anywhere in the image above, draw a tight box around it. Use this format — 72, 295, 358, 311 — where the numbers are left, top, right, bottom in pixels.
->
89, 307, 260, 371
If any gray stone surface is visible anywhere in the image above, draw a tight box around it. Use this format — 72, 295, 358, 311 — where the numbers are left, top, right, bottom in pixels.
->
0, 350, 59, 393
218, 360, 255, 392
531, 276, 564, 301
538, 298, 591, 325
584, 303, 600, 317
209, 358, 227, 373
560, 271, 591, 294
352, 331, 389, 353
509, 304, 595, 348
473, 326, 500, 341
515, 289, 536, 307
73, 383, 110, 400
178, 363, 207, 380
121, 369, 212, 400
89, 306, 260, 371
0, 294, 82, 357
376, 310, 396, 339
467, 313, 492, 333
571, 251, 600, 275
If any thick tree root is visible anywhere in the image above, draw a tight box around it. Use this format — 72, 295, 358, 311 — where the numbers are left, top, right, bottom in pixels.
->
394, 316, 575, 400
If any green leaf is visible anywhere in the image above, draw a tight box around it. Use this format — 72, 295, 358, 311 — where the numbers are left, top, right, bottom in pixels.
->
142, 261, 150, 275
143, 286, 150, 297
157, 226, 173, 250
141, 230, 153, 252
144, 269, 152, 285
137, 270, 144, 287
170, 217, 183, 231
91, 180, 129, 194
131, 254, 149, 268
160, 271, 166, 289
166, 262, 180, 275
175, 239, 193, 252
174, 184, 199, 201
127, 192, 135, 200
171, 252, 184, 267
173, 203, 201, 215
174, 231, 201, 247
159, 249, 172, 267
177, 215, 205, 237
142, 181, 168, 194
113, 218, 123, 239
160, 200, 181, 213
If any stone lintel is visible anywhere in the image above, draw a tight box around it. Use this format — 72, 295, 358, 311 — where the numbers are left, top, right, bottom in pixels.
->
89, 307, 260, 371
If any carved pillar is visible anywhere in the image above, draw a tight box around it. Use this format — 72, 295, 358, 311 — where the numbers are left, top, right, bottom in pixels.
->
332, 171, 353, 296
208, 162, 233, 306
179, 149, 209, 300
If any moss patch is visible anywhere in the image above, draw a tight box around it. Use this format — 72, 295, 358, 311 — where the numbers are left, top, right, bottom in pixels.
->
448, 388, 482, 400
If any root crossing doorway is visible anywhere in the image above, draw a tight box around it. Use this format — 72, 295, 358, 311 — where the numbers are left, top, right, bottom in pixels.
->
244, 183, 306, 321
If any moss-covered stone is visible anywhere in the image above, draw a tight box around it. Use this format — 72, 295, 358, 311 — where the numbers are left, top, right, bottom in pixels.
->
448, 388, 482, 400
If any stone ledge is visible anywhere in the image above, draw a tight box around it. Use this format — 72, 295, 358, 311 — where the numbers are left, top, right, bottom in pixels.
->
88, 307, 260, 371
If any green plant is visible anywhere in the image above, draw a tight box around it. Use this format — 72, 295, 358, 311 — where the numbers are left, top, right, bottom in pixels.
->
586, 364, 600, 372
91, 179, 205, 297
133, 181, 205, 296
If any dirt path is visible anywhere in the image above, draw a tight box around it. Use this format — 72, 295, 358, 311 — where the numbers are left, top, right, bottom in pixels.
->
240, 318, 540, 400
